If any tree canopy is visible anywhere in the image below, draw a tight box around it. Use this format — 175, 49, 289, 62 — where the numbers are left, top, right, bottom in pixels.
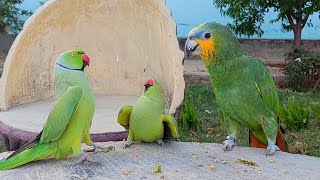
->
213, 0, 320, 46
0, 0, 32, 34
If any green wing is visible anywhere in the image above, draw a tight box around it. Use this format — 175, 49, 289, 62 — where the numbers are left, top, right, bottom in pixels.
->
250, 59, 280, 116
213, 57, 279, 141
39, 86, 82, 143
117, 106, 133, 130
162, 114, 179, 139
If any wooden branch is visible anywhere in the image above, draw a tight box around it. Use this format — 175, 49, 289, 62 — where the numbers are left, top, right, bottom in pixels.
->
286, 13, 297, 31
285, 7, 299, 21
301, 15, 309, 29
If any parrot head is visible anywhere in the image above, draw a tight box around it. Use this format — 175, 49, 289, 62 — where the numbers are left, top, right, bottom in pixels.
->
185, 22, 242, 64
143, 79, 165, 102
55, 50, 90, 71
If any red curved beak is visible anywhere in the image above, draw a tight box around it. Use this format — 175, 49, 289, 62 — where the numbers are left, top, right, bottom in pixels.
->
144, 79, 155, 92
82, 54, 90, 66
144, 79, 155, 86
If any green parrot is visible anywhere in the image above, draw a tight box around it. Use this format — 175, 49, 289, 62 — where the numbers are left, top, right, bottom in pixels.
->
185, 22, 286, 155
0, 50, 109, 170
117, 79, 179, 148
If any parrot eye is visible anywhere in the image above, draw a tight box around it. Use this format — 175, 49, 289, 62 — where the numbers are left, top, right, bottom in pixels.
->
204, 32, 211, 39
71, 52, 77, 57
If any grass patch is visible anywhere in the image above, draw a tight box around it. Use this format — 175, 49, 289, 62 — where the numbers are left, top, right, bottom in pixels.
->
179, 84, 320, 157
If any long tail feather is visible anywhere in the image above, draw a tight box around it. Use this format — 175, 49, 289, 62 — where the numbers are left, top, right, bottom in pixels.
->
249, 131, 267, 149
275, 129, 287, 152
7, 131, 43, 159
249, 130, 287, 152
0, 143, 54, 170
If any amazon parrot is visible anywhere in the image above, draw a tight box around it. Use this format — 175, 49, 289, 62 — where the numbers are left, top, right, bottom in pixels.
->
185, 22, 287, 155
0, 50, 112, 170
117, 79, 179, 148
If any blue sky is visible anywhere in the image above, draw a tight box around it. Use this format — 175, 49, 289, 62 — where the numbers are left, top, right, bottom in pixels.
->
18, 0, 320, 39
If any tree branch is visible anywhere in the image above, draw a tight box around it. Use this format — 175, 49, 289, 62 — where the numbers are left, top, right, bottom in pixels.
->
301, 15, 309, 29
286, 13, 297, 31
288, 7, 298, 20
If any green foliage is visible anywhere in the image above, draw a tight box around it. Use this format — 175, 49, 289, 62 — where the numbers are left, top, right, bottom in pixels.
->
40, 1, 48, 6
0, 0, 32, 34
312, 104, 320, 118
284, 48, 320, 91
279, 97, 310, 131
213, 0, 320, 46
179, 95, 198, 130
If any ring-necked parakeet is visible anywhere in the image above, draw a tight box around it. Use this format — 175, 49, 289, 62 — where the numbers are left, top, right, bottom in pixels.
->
117, 79, 179, 148
0, 50, 108, 170
185, 22, 287, 155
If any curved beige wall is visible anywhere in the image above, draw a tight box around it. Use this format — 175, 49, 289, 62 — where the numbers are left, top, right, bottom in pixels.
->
0, 0, 185, 113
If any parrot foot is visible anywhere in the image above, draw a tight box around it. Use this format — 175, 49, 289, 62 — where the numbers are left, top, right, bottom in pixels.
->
266, 140, 280, 156
123, 139, 133, 149
223, 136, 236, 151
83, 145, 96, 152
71, 152, 101, 167
93, 143, 115, 153
155, 139, 164, 146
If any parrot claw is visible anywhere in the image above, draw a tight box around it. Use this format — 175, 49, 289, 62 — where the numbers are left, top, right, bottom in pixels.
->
92, 143, 115, 153
83, 145, 96, 152
71, 152, 101, 167
266, 140, 280, 156
223, 136, 236, 151
123, 139, 133, 149
155, 139, 164, 146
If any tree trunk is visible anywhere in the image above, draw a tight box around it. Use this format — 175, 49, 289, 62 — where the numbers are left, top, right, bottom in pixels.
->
293, 26, 302, 47
0, 24, 7, 34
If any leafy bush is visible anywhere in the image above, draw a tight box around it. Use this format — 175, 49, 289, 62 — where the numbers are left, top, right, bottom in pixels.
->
279, 97, 310, 131
179, 95, 198, 130
284, 48, 320, 92
312, 104, 320, 118
0, 0, 32, 34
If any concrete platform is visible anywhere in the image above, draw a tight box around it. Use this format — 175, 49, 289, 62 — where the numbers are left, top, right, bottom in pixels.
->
0, 95, 139, 150
0, 141, 319, 180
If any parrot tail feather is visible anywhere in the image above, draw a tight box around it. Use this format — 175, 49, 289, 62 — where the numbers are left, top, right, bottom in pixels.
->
7, 133, 40, 159
275, 130, 287, 152
249, 130, 287, 152
0, 143, 55, 171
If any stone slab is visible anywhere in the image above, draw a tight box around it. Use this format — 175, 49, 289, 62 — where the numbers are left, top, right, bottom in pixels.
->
0, 141, 319, 179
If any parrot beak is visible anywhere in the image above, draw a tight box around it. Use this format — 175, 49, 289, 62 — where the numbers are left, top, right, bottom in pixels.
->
144, 79, 155, 92
185, 39, 201, 57
82, 54, 90, 67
